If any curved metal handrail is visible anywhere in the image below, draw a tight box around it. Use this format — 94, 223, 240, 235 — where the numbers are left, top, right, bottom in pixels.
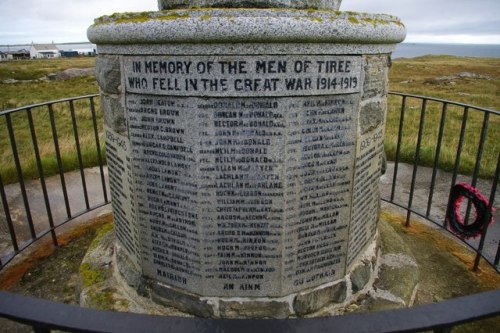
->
0, 289, 499, 333
385, 92, 499, 271
0, 93, 498, 332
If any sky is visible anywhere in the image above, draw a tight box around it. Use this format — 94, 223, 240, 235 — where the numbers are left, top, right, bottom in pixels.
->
0, 0, 499, 45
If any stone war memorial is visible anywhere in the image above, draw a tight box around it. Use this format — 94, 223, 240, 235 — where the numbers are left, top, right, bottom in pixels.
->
88, 0, 405, 318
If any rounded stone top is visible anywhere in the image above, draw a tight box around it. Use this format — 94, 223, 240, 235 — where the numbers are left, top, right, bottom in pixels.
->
158, 0, 342, 10
88, 9, 406, 45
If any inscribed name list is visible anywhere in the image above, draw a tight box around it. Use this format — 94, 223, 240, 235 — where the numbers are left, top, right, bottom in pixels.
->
125, 55, 362, 296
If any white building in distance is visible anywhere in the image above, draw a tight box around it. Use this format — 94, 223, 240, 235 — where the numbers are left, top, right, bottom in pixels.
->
29, 43, 60, 59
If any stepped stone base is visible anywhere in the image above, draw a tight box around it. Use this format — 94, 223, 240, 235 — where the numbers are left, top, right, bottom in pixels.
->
79, 221, 400, 318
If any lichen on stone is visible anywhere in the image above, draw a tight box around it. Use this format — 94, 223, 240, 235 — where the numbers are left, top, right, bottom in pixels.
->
79, 263, 107, 288
348, 16, 360, 24
93, 11, 191, 26
86, 287, 117, 310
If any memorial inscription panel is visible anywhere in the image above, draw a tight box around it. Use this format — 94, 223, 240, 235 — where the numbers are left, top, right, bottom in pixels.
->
347, 126, 384, 267
105, 128, 141, 269
122, 55, 365, 296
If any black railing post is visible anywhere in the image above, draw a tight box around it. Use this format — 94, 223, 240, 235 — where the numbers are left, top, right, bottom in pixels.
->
26, 108, 58, 247
427, 102, 448, 217
406, 98, 427, 227
390, 95, 406, 202
5, 113, 36, 239
464, 111, 489, 226
0, 172, 18, 253
473, 152, 500, 271
90, 96, 108, 203
48, 103, 72, 219
69, 100, 90, 210
445, 106, 469, 228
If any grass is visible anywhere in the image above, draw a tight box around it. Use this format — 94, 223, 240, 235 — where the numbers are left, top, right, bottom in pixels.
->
386, 56, 500, 179
0, 55, 498, 184
0, 58, 104, 184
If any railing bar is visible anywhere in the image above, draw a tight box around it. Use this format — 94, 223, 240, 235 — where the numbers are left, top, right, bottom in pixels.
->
495, 241, 500, 266
0, 201, 111, 270
445, 106, 469, 228
69, 100, 90, 210
48, 104, 72, 219
5, 113, 36, 239
27, 108, 58, 247
473, 152, 500, 271
391, 95, 406, 202
0, 290, 499, 333
388, 91, 500, 115
0, 172, 19, 252
426, 102, 448, 217
406, 98, 427, 227
464, 112, 489, 226
90, 97, 108, 203
0, 93, 100, 116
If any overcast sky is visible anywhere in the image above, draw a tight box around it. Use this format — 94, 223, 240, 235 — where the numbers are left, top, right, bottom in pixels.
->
0, 0, 499, 45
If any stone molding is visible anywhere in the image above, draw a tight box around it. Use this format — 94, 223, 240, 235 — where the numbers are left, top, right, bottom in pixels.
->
88, 10, 405, 45
157, 0, 342, 10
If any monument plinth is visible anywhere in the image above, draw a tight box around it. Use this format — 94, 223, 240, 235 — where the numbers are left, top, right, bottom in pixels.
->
88, 0, 405, 318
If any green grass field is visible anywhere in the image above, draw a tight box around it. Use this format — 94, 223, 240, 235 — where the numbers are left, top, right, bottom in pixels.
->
387, 56, 499, 179
0, 55, 498, 184
0, 58, 102, 184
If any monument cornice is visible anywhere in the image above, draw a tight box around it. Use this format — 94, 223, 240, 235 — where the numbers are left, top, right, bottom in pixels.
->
88, 9, 405, 45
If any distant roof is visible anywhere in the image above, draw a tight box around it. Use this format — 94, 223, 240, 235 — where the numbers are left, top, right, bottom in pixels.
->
32, 44, 59, 51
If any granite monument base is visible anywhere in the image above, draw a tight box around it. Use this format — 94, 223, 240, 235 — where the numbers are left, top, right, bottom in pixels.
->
116, 235, 379, 318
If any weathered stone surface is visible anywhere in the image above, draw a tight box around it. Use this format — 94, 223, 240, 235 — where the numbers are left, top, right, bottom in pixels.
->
89, 2, 405, 317
115, 246, 145, 294
293, 281, 346, 315
101, 95, 126, 134
362, 55, 389, 100
219, 299, 292, 319
96, 56, 121, 94
375, 262, 418, 306
88, 11, 406, 46
360, 99, 386, 134
158, 0, 342, 10
350, 261, 371, 293
152, 283, 215, 318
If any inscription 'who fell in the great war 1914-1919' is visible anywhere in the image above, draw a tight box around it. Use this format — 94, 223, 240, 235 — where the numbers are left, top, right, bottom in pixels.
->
106, 54, 378, 297
124, 55, 361, 97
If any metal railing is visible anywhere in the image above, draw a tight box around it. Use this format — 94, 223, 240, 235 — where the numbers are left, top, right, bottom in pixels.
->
384, 92, 499, 271
0, 289, 499, 333
0, 94, 108, 269
0, 93, 498, 332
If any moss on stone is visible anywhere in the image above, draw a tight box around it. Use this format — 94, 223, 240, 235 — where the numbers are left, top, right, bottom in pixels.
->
87, 222, 113, 251
94, 11, 191, 26
79, 263, 107, 288
348, 16, 360, 24
308, 17, 323, 22
86, 287, 116, 310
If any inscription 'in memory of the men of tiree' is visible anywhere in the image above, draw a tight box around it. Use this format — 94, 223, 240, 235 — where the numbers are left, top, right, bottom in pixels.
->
112, 55, 370, 296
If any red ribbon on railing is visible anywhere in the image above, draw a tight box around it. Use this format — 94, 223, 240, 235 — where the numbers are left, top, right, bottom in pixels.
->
446, 182, 495, 239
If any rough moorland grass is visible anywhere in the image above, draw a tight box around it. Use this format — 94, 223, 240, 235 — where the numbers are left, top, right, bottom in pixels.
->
387, 56, 500, 179
0, 58, 102, 184
0, 56, 498, 184
0, 58, 95, 81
